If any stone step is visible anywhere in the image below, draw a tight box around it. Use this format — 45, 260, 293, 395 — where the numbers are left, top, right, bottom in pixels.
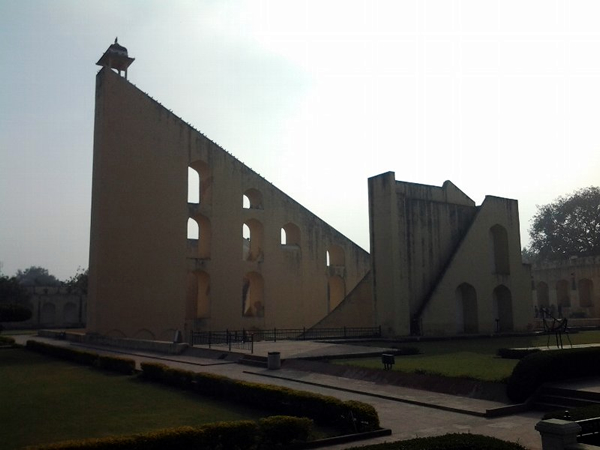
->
237, 355, 268, 368
535, 396, 598, 411
541, 386, 600, 403
534, 386, 600, 411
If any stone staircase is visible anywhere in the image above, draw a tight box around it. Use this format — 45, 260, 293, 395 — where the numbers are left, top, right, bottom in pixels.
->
534, 386, 600, 411
237, 354, 268, 368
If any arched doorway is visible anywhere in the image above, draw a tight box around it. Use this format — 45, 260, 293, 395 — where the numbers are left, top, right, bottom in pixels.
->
493, 285, 513, 332
242, 272, 264, 317
455, 283, 478, 333
536, 282, 550, 309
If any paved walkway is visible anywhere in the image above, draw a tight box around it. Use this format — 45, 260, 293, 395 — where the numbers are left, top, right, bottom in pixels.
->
12, 335, 548, 449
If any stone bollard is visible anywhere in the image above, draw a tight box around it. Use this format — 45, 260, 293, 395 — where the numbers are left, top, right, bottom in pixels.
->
535, 419, 581, 450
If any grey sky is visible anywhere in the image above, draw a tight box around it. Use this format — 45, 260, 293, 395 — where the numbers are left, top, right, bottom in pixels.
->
1, 0, 599, 280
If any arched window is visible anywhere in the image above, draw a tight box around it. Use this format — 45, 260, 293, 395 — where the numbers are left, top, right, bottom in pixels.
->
63, 302, 78, 324
281, 222, 300, 246
579, 279, 594, 308
188, 167, 200, 204
455, 283, 478, 333
242, 219, 264, 261
41, 303, 56, 325
556, 280, 570, 307
133, 329, 155, 340
188, 215, 211, 258
187, 218, 199, 239
242, 272, 264, 317
490, 225, 510, 274
493, 285, 513, 332
327, 245, 345, 267
190, 160, 212, 205
243, 188, 263, 209
327, 276, 345, 312
536, 282, 550, 308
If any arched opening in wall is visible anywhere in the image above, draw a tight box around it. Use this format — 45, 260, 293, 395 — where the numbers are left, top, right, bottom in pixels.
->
556, 280, 570, 308
193, 214, 211, 259
455, 283, 478, 334
579, 279, 594, 308
243, 224, 250, 260
490, 225, 510, 274
24, 301, 33, 317
133, 329, 155, 340
190, 160, 212, 205
107, 329, 127, 338
41, 303, 56, 325
242, 272, 264, 317
327, 276, 345, 313
327, 245, 345, 267
536, 282, 550, 309
242, 219, 264, 261
63, 302, 78, 324
196, 271, 210, 318
187, 218, 199, 240
188, 167, 200, 204
493, 285, 513, 332
281, 222, 301, 246
243, 188, 263, 209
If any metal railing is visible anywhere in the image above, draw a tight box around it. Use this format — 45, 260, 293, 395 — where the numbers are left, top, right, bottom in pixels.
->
190, 326, 381, 354
190, 330, 254, 353
252, 326, 381, 342
578, 417, 600, 437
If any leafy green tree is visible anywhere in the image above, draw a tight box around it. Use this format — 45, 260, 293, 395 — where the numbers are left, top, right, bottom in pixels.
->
0, 276, 31, 304
529, 186, 600, 261
521, 247, 538, 264
0, 275, 32, 333
0, 303, 32, 322
64, 267, 88, 295
15, 266, 60, 286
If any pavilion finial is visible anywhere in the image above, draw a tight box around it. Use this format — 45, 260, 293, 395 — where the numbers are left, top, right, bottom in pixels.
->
96, 39, 135, 79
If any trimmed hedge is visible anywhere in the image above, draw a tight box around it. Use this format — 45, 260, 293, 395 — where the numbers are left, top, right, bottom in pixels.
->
258, 416, 313, 448
26, 340, 97, 365
28, 417, 313, 449
0, 303, 32, 322
507, 347, 600, 403
27, 421, 258, 450
349, 433, 527, 449
497, 347, 540, 360
25, 340, 135, 375
94, 354, 136, 375
139, 362, 379, 432
0, 335, 16, 345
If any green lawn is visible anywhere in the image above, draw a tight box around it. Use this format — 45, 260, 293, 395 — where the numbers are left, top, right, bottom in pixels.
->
0, 348, 272, 449
335, 331, 600, 382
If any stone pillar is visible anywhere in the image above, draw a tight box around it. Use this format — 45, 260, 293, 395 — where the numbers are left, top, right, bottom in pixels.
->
535, 419, 581, 450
